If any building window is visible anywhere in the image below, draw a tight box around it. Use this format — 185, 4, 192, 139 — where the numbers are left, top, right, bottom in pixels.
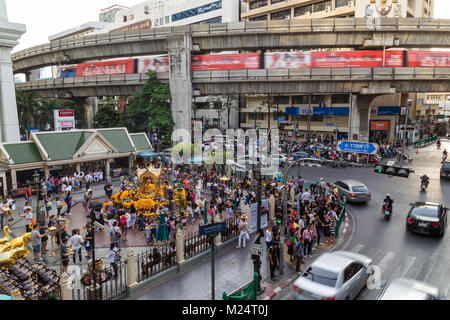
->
313, 0, 332, 12
274, 96, 290, 105
249, 14, 268, 21
294, 5, 312, 16
335, 0, 350, 8
291, 115, 323, 122
165, 16, 170, 24
249, 113, 266, 120
195, 102, 210, 109
123, 16, 127, 22
312, 95, 325, 104
129, 14, 134, 20
250, 0, 268, 10
271, 0, 285, 4
145, 6, 149, 15
160, 17, 163, 25
292, 95, 309, 104
331, 94, 349, 104
271, 9, 291, 20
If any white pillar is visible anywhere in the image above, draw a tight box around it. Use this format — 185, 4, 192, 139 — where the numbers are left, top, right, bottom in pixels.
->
44, 167, 50, 180
168, 33, 193, 145
214, 214, 222, 246
269, 194, 275, 221
10, 169, 17, 190
126, 248, 137, 290
176, 228, 185, 265
290, 186, 295, 204
76, 163, 81, 172
59, 273, 73, 301
105, 160, 111, 181
0, 1, 26, 142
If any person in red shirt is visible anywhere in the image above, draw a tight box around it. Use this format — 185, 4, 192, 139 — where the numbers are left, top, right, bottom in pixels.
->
26, 185, 32, 203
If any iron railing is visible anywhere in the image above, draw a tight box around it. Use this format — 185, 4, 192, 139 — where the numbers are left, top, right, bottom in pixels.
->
136, 243, 176, 283
184, 231, 212, 260
71, 259, 127, 300
220, 217, 240, 243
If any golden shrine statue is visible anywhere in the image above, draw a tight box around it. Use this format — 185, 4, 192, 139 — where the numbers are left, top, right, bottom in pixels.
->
0, 227, 31, 269
137, 166, 162, 199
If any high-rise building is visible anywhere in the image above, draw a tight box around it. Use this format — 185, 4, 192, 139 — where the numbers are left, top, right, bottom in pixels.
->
240, 0, 434, 144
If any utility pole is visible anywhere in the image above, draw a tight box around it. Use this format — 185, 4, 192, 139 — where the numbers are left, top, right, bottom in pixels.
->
252, 163, 264, 293
307, 93, 312, 145
400, 99, 412, 168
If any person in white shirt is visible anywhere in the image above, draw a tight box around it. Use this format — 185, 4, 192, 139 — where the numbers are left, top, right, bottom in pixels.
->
69, 229, 83, 264
20, 208, 34, 232
301, 190, 311, 203
106, 243, 120, 279
265, 226, 273, 249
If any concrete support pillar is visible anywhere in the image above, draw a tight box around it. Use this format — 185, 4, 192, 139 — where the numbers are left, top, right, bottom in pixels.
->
59, 273, 73, 300
105, 160, 111, 181
269, 194, 275, 221
10, 169, 17, 190
76, 163, 81, 172
348, 95, 376, 142
0, 172, 7, 196
126, 248, 137, 291
176, 228, 185, 265
44, 167, 50, 180
168, 33, 193, 145
214, 214, 222, 246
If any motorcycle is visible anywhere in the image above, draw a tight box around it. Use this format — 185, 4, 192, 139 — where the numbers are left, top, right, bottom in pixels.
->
381, 200, 394, 220
442, 155, 448, 164
437, 141, 441, 149
421, 180, 429, 191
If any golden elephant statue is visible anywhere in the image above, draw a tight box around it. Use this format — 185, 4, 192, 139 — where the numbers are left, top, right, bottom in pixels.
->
10, 232, 31, 250
0, 243, 29, 269
0, 226, 11, 245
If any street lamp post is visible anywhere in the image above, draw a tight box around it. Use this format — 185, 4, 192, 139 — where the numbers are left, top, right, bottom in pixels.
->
33, 171, 41, 225
252, 164, 264, 293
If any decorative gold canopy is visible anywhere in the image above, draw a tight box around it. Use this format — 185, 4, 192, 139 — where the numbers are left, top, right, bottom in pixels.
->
137, 166, 162, 197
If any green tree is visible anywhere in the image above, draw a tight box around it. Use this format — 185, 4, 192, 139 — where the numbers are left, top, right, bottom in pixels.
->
36, 98, 74, 131
16, 89, 41, 134
125, 71, 173, 139
94, 98, 124, 128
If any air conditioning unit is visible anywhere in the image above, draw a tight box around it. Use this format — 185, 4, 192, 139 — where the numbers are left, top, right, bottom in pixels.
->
325, 6, 332, 13
348, 0, 355, 7
305, 11, 311, 16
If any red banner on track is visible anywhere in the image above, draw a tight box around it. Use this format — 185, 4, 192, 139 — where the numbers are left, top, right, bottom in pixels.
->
191, 53, 260, 71
407, 51, 450, 67
311, 51, 404, 68
265, 52, 311, 69
76, 59, 135, 76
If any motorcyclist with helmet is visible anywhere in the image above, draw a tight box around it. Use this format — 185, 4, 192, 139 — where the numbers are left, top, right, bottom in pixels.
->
420, 173, 430, 190
382, 194, 394, 217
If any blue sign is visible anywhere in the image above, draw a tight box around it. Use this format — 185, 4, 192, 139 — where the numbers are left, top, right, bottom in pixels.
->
278, 117, 285, 122
326, 123, 335, 127
199, 222, 226, 236
337, 141, 379, 155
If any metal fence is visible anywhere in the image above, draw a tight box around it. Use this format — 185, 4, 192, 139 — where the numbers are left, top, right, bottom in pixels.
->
221, 217, 240, 243
71, 260, 127, 300
136, 243, 176, 283
184, 231, 212, 260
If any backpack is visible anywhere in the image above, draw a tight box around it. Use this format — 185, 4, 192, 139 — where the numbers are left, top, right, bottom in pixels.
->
120, 215, 127, 227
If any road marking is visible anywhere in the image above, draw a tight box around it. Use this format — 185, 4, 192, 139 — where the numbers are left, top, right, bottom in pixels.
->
350, 244, 365, 253
401, 256, 416, 278
378, 251, 396, 275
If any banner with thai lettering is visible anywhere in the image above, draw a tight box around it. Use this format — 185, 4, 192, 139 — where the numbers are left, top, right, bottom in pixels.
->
76, 59, 135, 76
311, 51, 404, 68
137, 56, 170, 73
407, 51, 450, 67
265, 52, 311, 69
191, 53, 260, 71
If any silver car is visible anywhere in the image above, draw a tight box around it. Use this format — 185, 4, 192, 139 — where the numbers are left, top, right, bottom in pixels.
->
377, 278, 443, 300
292, 251, 372, 300
334, 179, 371, 203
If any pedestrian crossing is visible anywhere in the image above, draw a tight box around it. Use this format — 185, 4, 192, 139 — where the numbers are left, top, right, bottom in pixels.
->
347, 243, 450, 300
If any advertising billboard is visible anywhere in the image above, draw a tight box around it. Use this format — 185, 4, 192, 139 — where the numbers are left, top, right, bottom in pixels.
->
370, 120, 390, 131
137, 56, 170, 73
265, 52, 311, 69
76, 59, 135, 76
191, 53, 260, 71
407, 51, 450, 68
54, 109, 75, 131
311, 51, 404, 68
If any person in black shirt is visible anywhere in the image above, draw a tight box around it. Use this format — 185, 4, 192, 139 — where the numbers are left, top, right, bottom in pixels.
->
39, 223, 49, 255
61, 238, 69, 274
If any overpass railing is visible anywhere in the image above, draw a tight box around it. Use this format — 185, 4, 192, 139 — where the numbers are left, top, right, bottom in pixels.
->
12, 18, 450, 61
14, 67, 450, 92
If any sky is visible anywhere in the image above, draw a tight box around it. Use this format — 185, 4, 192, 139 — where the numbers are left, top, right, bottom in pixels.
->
6, 0, 450, 52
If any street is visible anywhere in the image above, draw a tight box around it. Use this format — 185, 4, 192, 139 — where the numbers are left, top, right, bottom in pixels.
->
276, 139, 450, 300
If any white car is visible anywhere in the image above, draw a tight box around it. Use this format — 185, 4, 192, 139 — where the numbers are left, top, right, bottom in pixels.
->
292, 251, 372, 300
377, 278, 444, 300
